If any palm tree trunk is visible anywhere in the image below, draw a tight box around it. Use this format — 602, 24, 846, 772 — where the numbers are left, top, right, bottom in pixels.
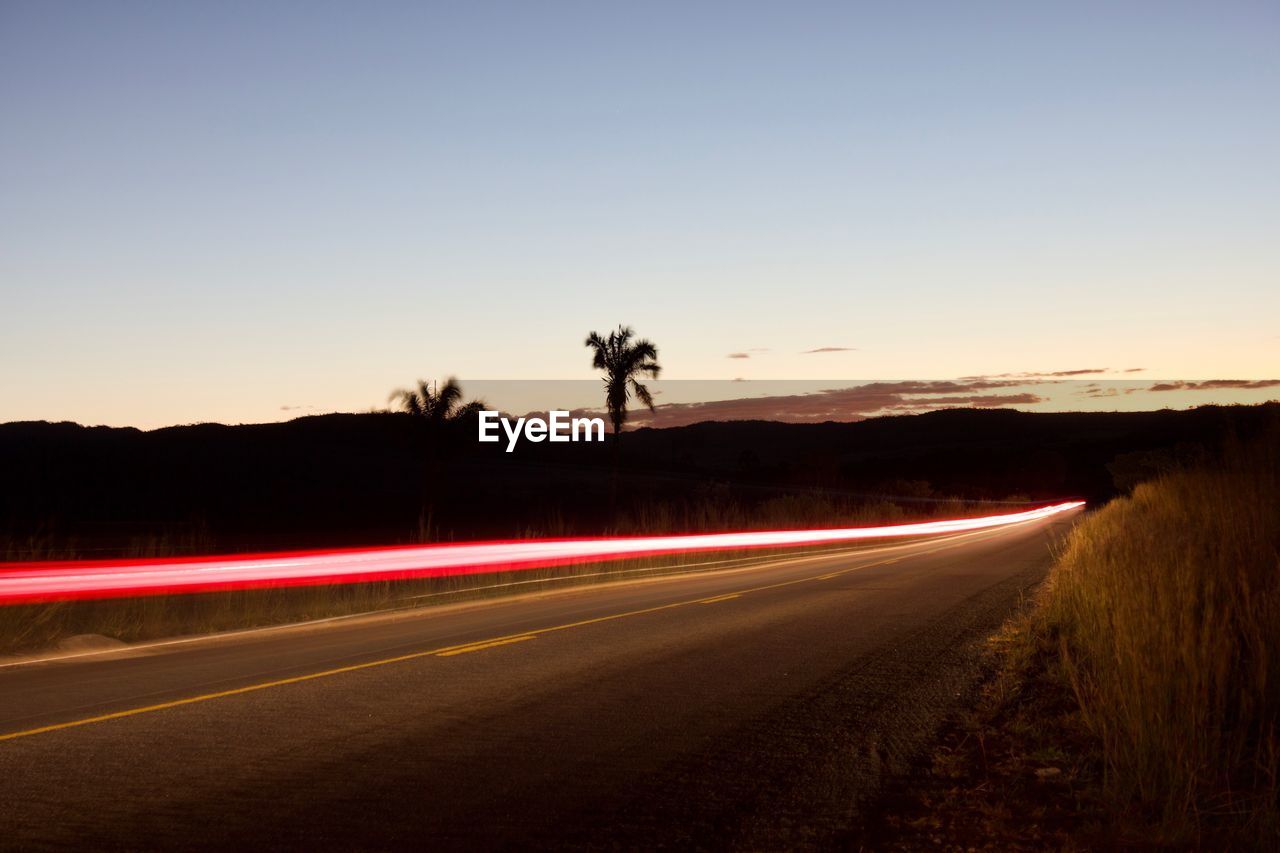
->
608, 415, 622, 517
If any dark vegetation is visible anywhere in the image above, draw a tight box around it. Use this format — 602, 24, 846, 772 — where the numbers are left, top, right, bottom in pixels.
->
387, 375, 483, 425
1, 403, 1275, 560
872, 425, 1280, 849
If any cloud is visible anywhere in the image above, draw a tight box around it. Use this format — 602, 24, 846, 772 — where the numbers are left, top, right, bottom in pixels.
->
800, 346, 857, 354
880, 393, 1045, 411
1123, 368, 1145, 373
1146, 379, 1280, 392
280, 404, 315, 411
726, 352, 750, 359
967, 368, 1108, 380
607, 380, 1039, 428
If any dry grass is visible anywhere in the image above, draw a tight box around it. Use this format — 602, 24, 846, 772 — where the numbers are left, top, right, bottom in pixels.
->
1035, 433, 1280, 844
870, 431, 1279, 849
608, 490, 974, 535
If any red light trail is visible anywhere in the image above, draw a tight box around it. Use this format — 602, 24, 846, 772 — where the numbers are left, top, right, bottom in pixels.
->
0, 502, 1084, 604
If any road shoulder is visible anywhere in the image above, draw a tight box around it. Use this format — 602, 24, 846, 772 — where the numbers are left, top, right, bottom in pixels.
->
856, 614, 1108, 851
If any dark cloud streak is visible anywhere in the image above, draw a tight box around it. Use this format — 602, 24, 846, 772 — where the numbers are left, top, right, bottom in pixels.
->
967, 368, 1108, 380
617, 381, 1042, 428
1147, 379, 1280, 392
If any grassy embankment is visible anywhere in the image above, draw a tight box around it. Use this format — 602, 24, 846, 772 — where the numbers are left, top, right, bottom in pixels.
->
878, 434, 1279, 849
0, 494, 988, 657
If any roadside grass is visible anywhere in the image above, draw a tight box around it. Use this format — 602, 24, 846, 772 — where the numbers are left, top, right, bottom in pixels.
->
607, 493, 960, 535
1039, 433, 1280, 844
873, 431, 1280, 849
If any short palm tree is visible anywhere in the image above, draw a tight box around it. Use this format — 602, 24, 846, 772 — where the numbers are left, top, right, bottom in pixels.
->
584, 326, 661, 441
388, 377, 482, 426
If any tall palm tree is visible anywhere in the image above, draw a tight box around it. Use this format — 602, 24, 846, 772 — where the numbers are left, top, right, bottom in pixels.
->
388, 377, 482, 426
584, 325, 661, 441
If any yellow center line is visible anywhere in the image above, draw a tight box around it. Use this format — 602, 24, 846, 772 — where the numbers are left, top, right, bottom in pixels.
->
434, 635, 535, 657
0, 533, 984, 743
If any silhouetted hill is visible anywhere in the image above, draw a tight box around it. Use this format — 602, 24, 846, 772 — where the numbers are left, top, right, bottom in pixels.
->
2, 404, 1275, 557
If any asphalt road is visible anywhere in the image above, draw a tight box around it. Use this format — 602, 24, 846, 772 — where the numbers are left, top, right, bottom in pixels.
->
0, 510, 1078, 851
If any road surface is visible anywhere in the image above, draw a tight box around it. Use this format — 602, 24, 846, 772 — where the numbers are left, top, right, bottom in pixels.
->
0, 509, 1078, 850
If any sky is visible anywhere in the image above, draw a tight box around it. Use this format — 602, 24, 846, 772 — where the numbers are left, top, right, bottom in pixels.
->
2, 1, 1278, 428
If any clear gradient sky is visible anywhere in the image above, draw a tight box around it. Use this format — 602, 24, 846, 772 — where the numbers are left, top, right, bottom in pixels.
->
2, 1, 1277, 428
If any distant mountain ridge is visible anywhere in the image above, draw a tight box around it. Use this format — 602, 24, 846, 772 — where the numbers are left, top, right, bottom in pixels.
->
2, 404, 1275, 556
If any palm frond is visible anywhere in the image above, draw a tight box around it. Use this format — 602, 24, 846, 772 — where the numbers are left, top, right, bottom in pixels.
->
585, 332, 611, 371
631, 380, 656, 412
438, 377, 464, 415
389, 387, 423, 416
